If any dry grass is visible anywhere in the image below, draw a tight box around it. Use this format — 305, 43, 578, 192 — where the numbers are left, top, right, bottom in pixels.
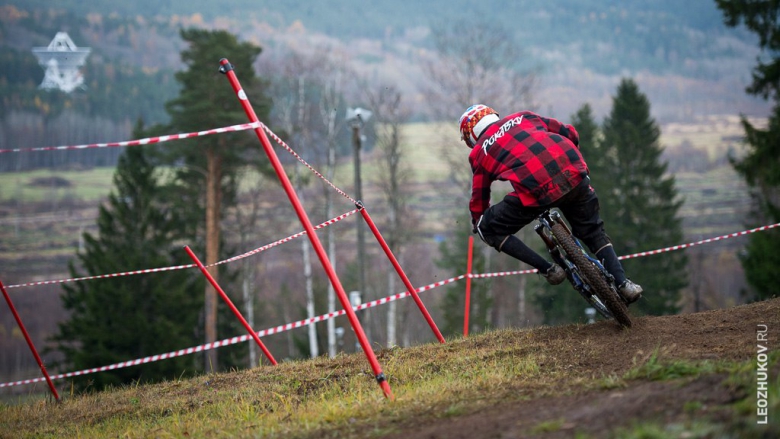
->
0, 325, 608, 438
0, 316, 763, 439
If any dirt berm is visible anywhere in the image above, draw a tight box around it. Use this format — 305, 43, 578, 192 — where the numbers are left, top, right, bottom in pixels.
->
382, 298, 779, 439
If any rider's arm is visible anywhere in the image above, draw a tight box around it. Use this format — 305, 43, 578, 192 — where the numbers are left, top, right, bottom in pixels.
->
469, 163, 491, 225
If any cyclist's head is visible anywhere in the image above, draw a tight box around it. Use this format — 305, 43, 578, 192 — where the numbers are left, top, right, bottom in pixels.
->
459, 104, 499, 149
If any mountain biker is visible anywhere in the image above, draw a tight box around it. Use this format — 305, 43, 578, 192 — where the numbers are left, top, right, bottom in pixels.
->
460, 104, 643, 304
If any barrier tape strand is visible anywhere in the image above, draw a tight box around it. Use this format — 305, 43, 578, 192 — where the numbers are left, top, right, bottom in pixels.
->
5, 210, 358, 290
258, 122, 358, 205
0, 122, 261, 154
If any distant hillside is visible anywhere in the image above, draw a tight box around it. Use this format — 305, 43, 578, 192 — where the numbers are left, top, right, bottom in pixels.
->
4, 0, 757, 75
1, 1, 769, 122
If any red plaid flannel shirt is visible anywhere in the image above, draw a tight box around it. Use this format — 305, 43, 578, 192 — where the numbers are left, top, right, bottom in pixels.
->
468, 111, 589, 224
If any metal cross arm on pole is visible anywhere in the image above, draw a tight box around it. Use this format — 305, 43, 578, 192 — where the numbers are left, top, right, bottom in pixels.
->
218, 58, 393, 399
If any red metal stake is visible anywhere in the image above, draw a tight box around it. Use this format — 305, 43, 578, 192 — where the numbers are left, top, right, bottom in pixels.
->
218, 58, 393, 399
0, 278, 60, 401
184, 246, 277, 366
464, 236, 474, 337
359, 206, 445, 343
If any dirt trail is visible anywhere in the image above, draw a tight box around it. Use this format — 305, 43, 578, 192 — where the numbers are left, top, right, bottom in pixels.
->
383, 298, 779, 439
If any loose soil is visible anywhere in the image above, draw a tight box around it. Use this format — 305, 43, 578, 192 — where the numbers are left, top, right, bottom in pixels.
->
381, 298, 779, 439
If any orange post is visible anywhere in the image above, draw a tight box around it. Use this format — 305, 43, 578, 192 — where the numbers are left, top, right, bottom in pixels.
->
1, 278, 59, 401
359, 207, 445, 343
184, 246, 277, 365
464, 236, 474, 337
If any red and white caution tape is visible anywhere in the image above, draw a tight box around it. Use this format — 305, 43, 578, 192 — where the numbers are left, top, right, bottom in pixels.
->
4, 210, 358, 290
465, 223, 780, 279
471, 269, 538, 279
0, 122, 261, 154
3, 263, 195, 290
258, 122, 358, 205
617, 222, 780, 260
213, 209, 358, 267
0, 274, 466, 388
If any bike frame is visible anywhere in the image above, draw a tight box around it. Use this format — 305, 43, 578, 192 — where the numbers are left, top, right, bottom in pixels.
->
534, 210, 615, 319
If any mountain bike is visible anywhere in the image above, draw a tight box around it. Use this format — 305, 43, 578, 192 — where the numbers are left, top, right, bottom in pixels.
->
534, 209, 632, 327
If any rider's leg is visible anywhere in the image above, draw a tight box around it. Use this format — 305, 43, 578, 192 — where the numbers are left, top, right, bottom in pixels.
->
594, 244, 626, 286
497, 235, 552, 271
557, 178, 626, 285
475, 195, 551, 272
557, 178, 642, 302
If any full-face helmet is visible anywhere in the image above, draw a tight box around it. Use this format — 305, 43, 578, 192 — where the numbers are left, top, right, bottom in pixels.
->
458, 104, 499, 148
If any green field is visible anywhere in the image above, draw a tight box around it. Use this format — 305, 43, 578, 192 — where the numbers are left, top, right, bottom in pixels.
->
0, 168, 116, 204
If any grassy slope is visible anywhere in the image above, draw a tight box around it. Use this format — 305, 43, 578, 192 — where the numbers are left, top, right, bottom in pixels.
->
1, 298, 777, 438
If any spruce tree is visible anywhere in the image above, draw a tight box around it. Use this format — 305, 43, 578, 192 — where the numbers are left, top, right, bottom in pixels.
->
571, 104, 600, 162
716, 0, 780, 301
598, 79, 687, 315
52, 140, 202, 391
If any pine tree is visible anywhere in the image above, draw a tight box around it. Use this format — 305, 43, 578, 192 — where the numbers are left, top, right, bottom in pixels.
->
52, 140, 202, 391
162, 29, 274, 370
598, 79, 687, 315
533, 104, 604, 324
716, 0, 780, 301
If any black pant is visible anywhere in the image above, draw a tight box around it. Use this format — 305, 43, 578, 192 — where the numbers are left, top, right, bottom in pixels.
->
476, 176, 611, 254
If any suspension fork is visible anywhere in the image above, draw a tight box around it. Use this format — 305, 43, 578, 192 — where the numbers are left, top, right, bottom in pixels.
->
535, 210, 567, 266
534, 211, 556, 250
549, 210, 573, 235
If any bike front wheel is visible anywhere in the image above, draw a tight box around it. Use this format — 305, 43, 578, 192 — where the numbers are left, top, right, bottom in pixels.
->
550, 223, 632, 328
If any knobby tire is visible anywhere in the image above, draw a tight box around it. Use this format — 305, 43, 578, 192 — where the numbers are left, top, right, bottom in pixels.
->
550, 223, 633, 328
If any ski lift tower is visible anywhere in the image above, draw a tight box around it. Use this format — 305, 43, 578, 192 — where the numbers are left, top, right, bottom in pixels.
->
32, 32, 91, 93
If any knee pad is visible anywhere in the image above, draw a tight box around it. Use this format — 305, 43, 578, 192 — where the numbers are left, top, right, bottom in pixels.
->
474, 216, 505, 250
585, 233, 612, 255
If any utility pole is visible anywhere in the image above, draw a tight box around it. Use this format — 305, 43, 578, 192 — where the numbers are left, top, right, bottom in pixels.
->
347, 107, 372, 340
352, 123, 366, 306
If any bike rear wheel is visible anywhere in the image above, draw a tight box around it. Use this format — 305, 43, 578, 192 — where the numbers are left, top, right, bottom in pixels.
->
550, 223, 632, 328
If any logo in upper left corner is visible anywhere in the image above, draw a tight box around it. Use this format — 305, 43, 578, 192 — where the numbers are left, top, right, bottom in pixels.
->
238, 90, 247, 100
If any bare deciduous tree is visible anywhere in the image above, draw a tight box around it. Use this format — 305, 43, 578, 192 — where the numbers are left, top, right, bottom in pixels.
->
259, 46, 356, 358
363, 83, 416, 347
420, 19, 538, 121
419, 19, 539, 200
418, 20, 540, 331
